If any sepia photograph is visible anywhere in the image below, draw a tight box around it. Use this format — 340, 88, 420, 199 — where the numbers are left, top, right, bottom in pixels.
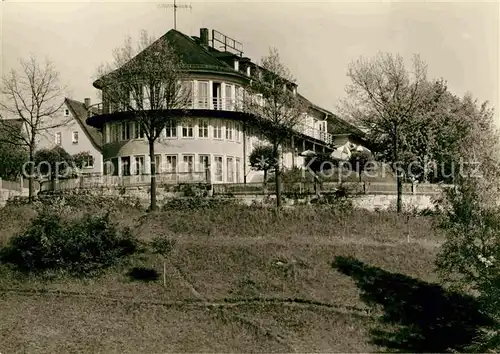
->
0, 0, 499, 352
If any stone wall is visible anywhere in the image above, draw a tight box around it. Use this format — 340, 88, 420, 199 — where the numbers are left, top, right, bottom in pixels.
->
352, 194, 437, 211
9, 184, 439, 211
0, 189, 24, 207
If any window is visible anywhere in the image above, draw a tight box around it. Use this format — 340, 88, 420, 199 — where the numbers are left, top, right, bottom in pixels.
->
103, 160, 112, 175
197, 81, 209, 108
64, 108, 70, 116
225, 84, 233, 110
198, 119, 209, 138
235, 158, 241, 183
182, 120, 193, 138
113, 123, 120, 142
214, 156, 223, 182
213, 120, 222, 139
72, 131, 79, 144
227, 157, 234, 183
199, 154, 210, 174
182, 81, 194, 108
165, 155, 177, 172
121, 121, 131, 140
81, 155, 94, 168
134, 122, 145, 139
226, 121, 233, 141
154, 154, 161, 174
235, 122, 241, 143
135, 155, 145, 175
55, 132, 62, 145
182, 155, 194, 173
121, 156, 131, 176
165, 120, 177, 138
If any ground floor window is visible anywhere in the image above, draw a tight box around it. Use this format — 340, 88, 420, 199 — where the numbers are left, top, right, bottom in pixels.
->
134, 155, 145, 175
182, 154, 194, 173
165, 155, 177, 172
235, 157, 241, 183
214, 156, 223, 182
121, 156, 131, 176
154, 154, 161, 174
227, 157, 234, 183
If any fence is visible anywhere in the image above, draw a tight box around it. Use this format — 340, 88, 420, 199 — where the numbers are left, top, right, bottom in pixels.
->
212, 181, 454, 196
0, 177, 40, 192
40, 172, 208, 192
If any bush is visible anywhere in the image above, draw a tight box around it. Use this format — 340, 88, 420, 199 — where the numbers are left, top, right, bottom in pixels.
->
162, 196, 236, 211
0, 209, 138, 276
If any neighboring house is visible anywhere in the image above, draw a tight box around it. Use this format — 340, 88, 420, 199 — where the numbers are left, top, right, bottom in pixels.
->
36, 98, 103, 175
86, 28, 369, 183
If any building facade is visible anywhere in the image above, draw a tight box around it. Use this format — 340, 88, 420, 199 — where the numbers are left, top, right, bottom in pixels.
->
35, 98, 104, 175
86, 28, 367, 184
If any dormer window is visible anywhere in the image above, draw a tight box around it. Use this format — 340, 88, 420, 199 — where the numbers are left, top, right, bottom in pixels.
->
246, 66, 251, 76
234, 59, 239, 71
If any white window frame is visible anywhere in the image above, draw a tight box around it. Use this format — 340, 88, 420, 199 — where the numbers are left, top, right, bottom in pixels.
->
121, 121, 131, 141
198, 154, 210, 173
235, 122, 241, 143
182, 154, 195, 173
64, 108, 70, 116
165, 120, 177, 138
165, 155, 178, 173
197, 81, 209, 109
198, 119, 209, 138
226, 156, 234, 183
213, 119, 222, 140
134, 122, 145, 139
154, 154, 162, 174
72, 131, 78, 144
55, 132, 62, 146
235, 157, 241, 183
135, 155, 146, 175
181, 120, 194, 138
214, 155, 223, 182
226, 121, 233, 141
82, 155, 94, 169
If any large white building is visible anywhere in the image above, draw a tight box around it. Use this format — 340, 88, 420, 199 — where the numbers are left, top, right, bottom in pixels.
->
83, 28, 367, 184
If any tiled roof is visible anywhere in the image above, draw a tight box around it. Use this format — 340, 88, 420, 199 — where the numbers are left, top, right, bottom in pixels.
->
94, 29, 246, 88
65, 98, 103, 151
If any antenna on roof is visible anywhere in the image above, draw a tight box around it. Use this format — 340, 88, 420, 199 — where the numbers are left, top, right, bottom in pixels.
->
157, 0, 192, 30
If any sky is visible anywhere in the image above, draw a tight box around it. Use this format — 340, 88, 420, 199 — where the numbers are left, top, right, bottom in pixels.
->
1, 0, 499, 122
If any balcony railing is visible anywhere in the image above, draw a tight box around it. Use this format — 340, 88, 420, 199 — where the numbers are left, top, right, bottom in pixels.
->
88, 95, 334, 145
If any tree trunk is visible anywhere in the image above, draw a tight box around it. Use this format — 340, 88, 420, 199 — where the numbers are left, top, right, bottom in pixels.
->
149, 139, 157, 212
28, 147, 34, 203
273, 143, 282, 210
394, 124, 402, 213
263, 169, 268, 186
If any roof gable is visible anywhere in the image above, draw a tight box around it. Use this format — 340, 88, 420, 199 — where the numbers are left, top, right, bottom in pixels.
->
65, 98, 103, 152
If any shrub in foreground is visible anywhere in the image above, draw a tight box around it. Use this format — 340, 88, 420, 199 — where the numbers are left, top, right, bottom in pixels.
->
0, 209, 138, 276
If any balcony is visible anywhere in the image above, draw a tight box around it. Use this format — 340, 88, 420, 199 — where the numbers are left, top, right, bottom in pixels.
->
87, 95, 334, 146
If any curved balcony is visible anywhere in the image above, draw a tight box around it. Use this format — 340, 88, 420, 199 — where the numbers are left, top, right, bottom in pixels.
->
87, 95, 335, 146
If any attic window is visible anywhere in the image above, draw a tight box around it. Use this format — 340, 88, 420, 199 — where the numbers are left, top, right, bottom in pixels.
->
234, 59, 239, 71
64, 109, 70, 116
246, 66, 251, 76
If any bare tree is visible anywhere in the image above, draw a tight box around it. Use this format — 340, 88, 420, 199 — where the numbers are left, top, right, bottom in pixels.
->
341, 52, 428, 213
0, 56, 67, 202
96, 30, 192, 211
243, 48, 309, 209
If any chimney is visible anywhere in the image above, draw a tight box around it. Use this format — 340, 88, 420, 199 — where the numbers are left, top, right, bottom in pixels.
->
84, 98, 91, 108
200, 28, 209, 47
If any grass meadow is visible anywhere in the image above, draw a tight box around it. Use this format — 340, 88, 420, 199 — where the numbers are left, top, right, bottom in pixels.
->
0, 200, 453, 353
